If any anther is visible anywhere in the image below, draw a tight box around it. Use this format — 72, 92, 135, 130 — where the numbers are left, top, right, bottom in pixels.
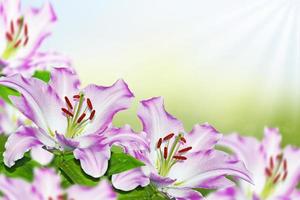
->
163, 133, 174, 141
10, 21, 14, 35
269, 157, 274, 170
73, 94, 80, 99
282, 171, 288, 181
180, 137, 186, 143
6, 32, 13, 42
24, 24, 28, 36
173, 155, 187, 160
89, 110, 96, 120
276, 154, 283, 161
157, 138, 162, 148
17, 17, 23, 26
23, 37, 29, 46
163, 147, 168, 159
61, 108, 73, 117
87, 98, 93, 110
283, 159, 287, 171
273, 173, 281, 184
265, 168, 272, 177
178, 146, 192, 154
64, 96, 73, 110
77, 113, 86, 123
14, 39, 21, 48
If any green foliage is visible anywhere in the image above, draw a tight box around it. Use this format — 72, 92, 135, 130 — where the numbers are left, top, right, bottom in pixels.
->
0, 85, 20, 104
32, 70, 51, 83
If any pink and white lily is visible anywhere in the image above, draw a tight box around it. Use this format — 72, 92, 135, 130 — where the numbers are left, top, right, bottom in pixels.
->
111, 97, 253, 200
0, 67, 144, 178
0, 0, 70, 76
207, 128, 300, 200
0, 168, 117, 200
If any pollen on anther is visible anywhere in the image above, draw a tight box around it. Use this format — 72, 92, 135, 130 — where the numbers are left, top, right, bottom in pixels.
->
282, 171, 288, 181
178, 146, 192, 154
6, 32, 13, 42
87, 98, 93, 110
23, 37, 29, 46
163, 133, 174, 141
65, 96, 73, 109
283, 159, 287, 171
265, 168, 272, 177
273, 173, 281, 184
157, 138, 162, 149
269, 157, 274, 169
163, 147, 168, 159
180, 137, 186, 143
89, 110, 96, 120
10, 21, 14, 34
173, 155, 187, 160
77, 113, 86, 123
24, 24, 28, 36
14, 39, 21, 48
61, 108, 73, 117
73, 94, 80, 99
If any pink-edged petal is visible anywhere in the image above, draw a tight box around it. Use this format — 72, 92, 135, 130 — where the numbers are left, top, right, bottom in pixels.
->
138, 97, 184, 150
67, 180, 117, 200
30, 146, 53, 165
73, 145, 111, 178
32, 168, 63, 200
0, 175, 39, 200
166, 188, 203, 200
82, 79, 134, 135
56, 133, 79, 150
150, 173, 176, 187
3, 126, 42, 167
290, 190, 300, 200
261, 127, 282, 159
0, 75, 66, 135
15, 1, 56, 59
168, 150, 252, 189
49, 67, 80, 99
111, 167, 150, 191
186, 123, 222, 153
195, 176, 235, 190
207, 187, 245, 200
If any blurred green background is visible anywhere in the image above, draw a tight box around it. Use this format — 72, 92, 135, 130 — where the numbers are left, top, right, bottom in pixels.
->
24, 0, 300, 146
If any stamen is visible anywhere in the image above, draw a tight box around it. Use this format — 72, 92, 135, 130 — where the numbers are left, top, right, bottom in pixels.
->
163, 147, 168, 159
17, 17, 23, 26
269, 157, 274, 170
89, 110, 96, 120
64, 96, 73, 109
10, 21, 14, 35
173, 155, 187, 160
61, 108, 73, 117
87, 98, 93, 110
73, 94, 80, 99
77, 113, 86, 123
283, 159, 287, 171
265, 168, 272, 177
282, 171, 288, 181
273, 173, 281, 184
178, 146, 192, 154
24, 24, 28, 36
180, 137, 186, 143
23, 37, 29, 46
14, 39, 21, 48
157, 138, 162, 148
276, 154, 283, 161
6, 32, 13, 42
163, 133, 174, 141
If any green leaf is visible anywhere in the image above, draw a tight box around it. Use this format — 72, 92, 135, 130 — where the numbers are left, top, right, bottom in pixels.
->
0, 135, 7, 162
32, 70, 51, 83
107, 152, 145, 176
53, 153, 100, 186
0, 153, 41, 181
117, 184, 169, 200
0, 85, 20, 104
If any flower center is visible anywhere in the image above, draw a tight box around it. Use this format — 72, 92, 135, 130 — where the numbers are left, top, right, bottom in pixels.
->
61, 93, 96, 138
155, 133, 192, 177
2, 17, 29, 59
260, 154, 288, 199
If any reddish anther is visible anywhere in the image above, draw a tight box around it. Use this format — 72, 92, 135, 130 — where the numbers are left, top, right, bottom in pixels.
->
24, 24, 28, 36
14, 39, 21, 48
283, 159, 287, 171
269, 157, 274, 170
273, 173, 281, 184
23, 37, 29, 46
282, 171, 288, 181
180, 137, 186, 143
173, 155, 187, 160
178, 146, 192, 154
163, 133, 174, 141
276, 154, 283, 161
17, 17, 22, 26
87, 98, 93, 110
6, 32, 13, 42
89, 110, 96, 120
65, 96, 73, 110
157, 138, 162, 149
61, 108, 73, 117
73, 94, 80, 99
265, 168, 272, 177
10, 21, 14, 34
163, 147, 168, 159
77, 113, 86, 123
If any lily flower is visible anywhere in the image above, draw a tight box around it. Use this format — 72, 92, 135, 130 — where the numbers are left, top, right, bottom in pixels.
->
0, 168, 117, 200
0, 67, 144, 178
111, 97, 252, 200
0, 0, 70, 75
207, 128, 300, 200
